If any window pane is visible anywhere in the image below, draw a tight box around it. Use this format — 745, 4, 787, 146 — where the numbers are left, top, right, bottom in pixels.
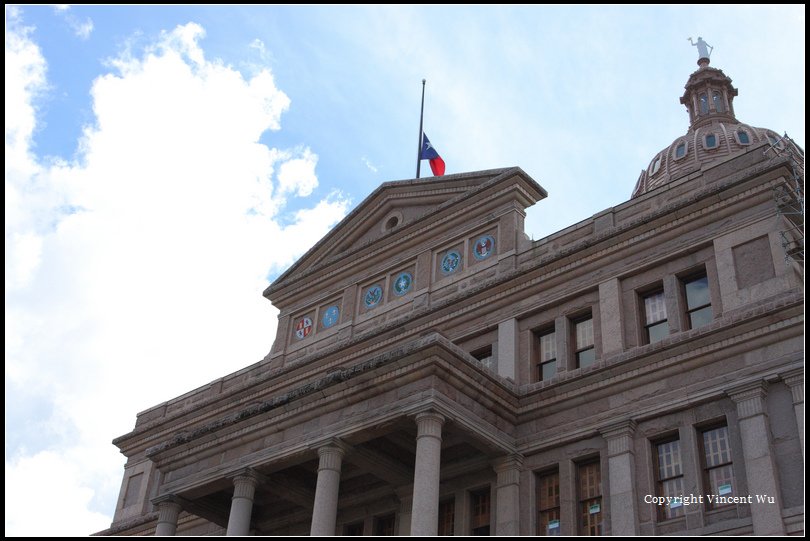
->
656, 440, 683, 479
647, 321, 669, 343
684, 275, 710, 309
538, 472, 560, 510
644, 291, 667, 324
541, 360, 557, 381
578, 462, 602, 536
540, 331, 556, 362
439, 499, 455, 536
575, 318, 593, 349
689, 306, 713, 329
470, 490, 490, 530
675, 143, 686, 158
577, 348, 596, 369
707, 464, 735, 505
659, 478, 685, 519
738, 131, 750, 144
706, 134, 717, 148
539, 508, 561, 536
703, 426, 731, 467
699, 93, 708, 114
713, 91, 724, 113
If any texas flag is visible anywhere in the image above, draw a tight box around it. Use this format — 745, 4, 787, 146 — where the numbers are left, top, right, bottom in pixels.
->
420, 133, 446, 176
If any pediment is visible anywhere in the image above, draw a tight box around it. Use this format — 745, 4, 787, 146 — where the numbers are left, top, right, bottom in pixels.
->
267, 168, 542, 299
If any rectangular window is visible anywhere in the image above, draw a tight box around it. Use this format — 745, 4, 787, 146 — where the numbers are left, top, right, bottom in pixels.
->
373, 513, 396, 536
654, 438, 685, 520
537, 470, 561, 536
700, 425, 735, 510
643, 289, 669, 344
573, 315, 596, 369
438, 499, 455, 536
470, 489, 490, 536
683, 272, 713, 329
537, 328, 557, 381
577, 461, 603, 535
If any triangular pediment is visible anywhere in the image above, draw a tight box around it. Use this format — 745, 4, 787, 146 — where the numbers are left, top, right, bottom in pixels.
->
266, 167, 545, 302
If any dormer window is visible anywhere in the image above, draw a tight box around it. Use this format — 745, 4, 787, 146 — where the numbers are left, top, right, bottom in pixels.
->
712, 91, 725, 113
649, 155, 662, 176
735, 130, 751, 145
704, 133, 718, 149
699, 93, 709, 114
674, 141, 687, 160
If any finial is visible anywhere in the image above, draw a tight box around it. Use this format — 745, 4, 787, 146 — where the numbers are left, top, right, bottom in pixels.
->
688, 36, 713, 68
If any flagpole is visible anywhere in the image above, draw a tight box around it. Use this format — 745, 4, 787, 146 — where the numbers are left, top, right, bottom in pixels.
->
416, 79, 426, 179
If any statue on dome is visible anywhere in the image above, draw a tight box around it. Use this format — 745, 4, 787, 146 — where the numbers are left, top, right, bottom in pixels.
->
688, 37, 713, 66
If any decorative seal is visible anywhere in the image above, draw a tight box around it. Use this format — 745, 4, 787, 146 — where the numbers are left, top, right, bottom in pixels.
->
364, 285, 383, 308
322, 305, 340, 328
393, 272, 413, 296
295, 317, 313, 340
441, 250, 461, 275
473, 235, 496, 261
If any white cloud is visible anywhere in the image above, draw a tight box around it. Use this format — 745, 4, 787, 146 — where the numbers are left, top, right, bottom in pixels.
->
53, 5, 94, 40
4, 20, 348, 536
361, 156, 378, 173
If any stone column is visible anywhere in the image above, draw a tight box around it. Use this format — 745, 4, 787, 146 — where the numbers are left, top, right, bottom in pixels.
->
410, 412, 445, 536
600, 419, 639, 536
226, 469, 261, 536
492, 454, 523, 535
153, 496, 182, 536
782, 370, 804, 459
727, 381, 785, 535
310, 443, 346, 536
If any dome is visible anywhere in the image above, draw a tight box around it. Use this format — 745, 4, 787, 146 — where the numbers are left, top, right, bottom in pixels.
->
632, 62, 785, 198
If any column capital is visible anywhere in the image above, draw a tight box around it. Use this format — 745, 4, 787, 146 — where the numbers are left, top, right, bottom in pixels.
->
781, 370, 804, 404
492, 453, 524, 473
153, 495, 183, 536
317, 443, 346, 473
309, 436, 351, 455
228, 468, 262, 500
600, 419, 637, 457
727, 380, 768, 419
414, 411, 446, 439
492, 454, 523, 487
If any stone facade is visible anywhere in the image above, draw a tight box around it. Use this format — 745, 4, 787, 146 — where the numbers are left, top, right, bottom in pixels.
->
100, 61, 804, 536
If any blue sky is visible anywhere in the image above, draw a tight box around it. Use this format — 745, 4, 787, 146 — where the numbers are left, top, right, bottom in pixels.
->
4, 5, 805, 535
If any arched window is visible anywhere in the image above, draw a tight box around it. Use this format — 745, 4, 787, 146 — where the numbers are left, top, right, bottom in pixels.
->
674, 142, 687, 159
736, 130, 750, 145
705, 134, 718, 149
699, 93, 709, 114
712, 91, 725, 113
650, 155, 662, 175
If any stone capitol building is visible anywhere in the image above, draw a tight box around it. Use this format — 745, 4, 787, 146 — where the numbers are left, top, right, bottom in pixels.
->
100, 48, 804, 536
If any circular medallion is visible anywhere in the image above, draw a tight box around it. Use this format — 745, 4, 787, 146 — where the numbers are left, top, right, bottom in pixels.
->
440, 251, 461, 275
322, 305, 340, 328
473, 235, 496, 261
393, 272, 413, 296
295, 316, 313, 340
364, 285, 383, 308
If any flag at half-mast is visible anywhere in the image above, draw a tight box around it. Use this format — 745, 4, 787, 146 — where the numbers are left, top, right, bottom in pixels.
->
420, 133, 445, 177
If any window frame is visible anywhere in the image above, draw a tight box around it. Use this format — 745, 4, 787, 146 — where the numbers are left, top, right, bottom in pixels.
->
469, 487, 491, 536
702, 132, 719, 150
640, 287, 669, 345
681, 270, 713, 330
699, 423, 736, 511
438, 498, 455, 536
576, 459, 603, 536
652, 435, 685, 521
536, 326, 557, 382
673, 140, 688, 160
572, 313, 596, 369
537, 468, 561, 536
